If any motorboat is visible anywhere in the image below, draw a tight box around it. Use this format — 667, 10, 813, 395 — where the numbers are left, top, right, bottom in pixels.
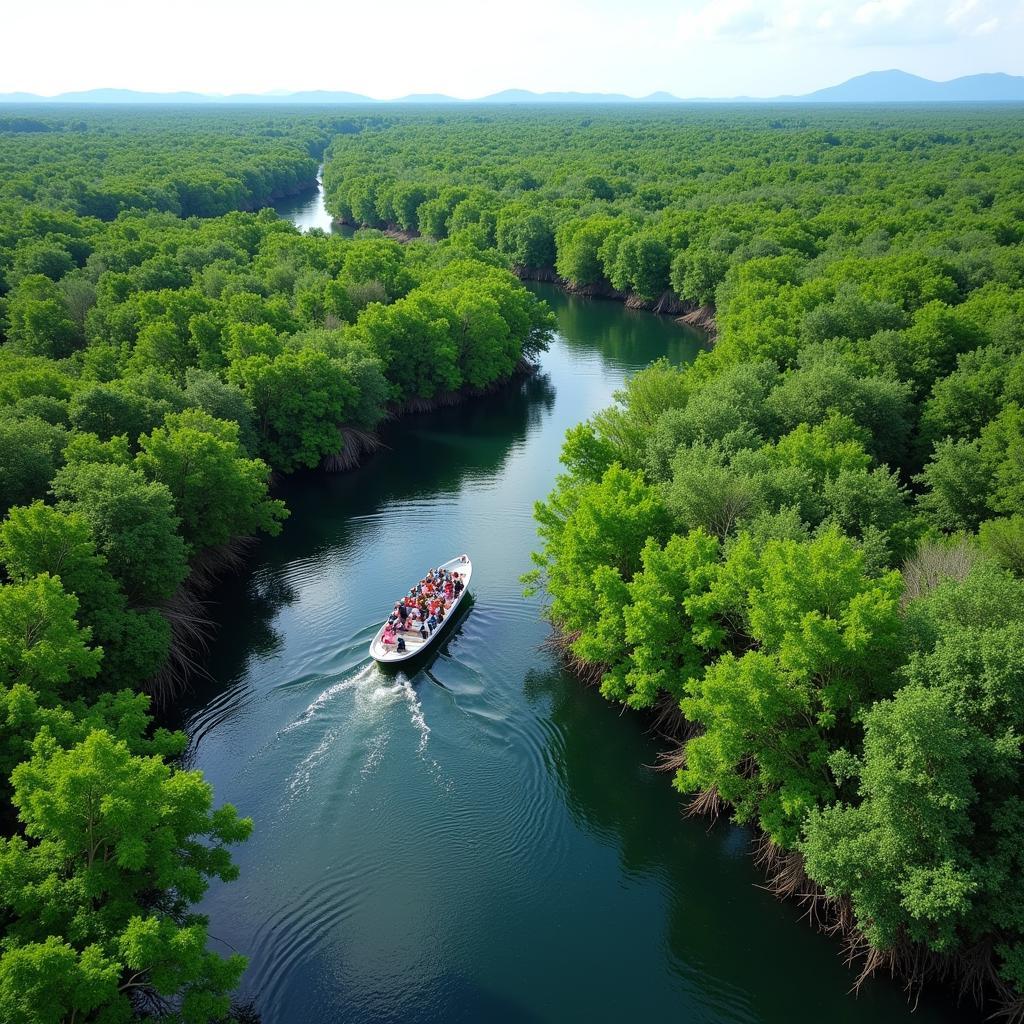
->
369, 554, 473, 663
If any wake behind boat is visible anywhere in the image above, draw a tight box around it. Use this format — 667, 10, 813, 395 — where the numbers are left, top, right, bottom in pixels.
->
369, 555, 473, 663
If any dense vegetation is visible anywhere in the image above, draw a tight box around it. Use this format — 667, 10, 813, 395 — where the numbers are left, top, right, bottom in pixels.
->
5, 99, 1024, 1018
318, 105, 1024, 1013
0, 107, 336, 218
0, 108, 551, 1022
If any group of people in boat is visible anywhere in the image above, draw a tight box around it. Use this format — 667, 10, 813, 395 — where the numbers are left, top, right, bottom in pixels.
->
379, 563, 466, 653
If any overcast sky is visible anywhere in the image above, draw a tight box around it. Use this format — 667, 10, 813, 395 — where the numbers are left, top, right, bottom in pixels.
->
4, 0, 1023, 97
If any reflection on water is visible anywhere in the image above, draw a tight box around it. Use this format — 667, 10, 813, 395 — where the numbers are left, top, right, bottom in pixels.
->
271, 167, 353, 235
179, 197, 975, 1022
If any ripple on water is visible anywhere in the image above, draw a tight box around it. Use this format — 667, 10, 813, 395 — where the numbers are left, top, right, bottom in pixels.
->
249, 856, 375, 1015
186, 678, 252, 752
408, 636, 571, 875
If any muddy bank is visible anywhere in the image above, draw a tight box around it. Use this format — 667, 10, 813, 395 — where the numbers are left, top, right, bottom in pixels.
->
677, 304, 717, 336
510, 267, 718, 335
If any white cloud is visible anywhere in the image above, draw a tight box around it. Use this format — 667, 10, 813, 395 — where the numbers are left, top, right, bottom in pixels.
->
972, 16, 1000, 33
679, 0, 1013, 44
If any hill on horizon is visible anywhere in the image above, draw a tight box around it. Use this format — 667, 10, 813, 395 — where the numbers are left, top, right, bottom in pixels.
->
2, 70, 1024, 105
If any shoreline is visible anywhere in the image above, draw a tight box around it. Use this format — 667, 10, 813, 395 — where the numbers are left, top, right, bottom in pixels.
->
331, 217, 719, 337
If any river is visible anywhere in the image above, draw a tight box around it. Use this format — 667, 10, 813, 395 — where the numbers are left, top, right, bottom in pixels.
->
270, 168, 352, 235
174, 191, 974, 1023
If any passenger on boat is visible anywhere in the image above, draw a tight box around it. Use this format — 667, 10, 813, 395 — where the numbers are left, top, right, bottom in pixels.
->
382, 563, 467, 653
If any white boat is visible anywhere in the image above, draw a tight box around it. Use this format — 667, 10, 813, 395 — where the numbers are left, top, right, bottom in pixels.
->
369, 555, 473, 664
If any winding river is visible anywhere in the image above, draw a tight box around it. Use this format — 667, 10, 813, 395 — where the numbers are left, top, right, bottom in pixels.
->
174, 185, 974, 1023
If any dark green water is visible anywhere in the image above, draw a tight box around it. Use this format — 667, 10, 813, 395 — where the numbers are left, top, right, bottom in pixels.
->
185, 203, 975, 1022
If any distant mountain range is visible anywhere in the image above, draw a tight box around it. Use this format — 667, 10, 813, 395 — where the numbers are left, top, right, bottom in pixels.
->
796, 70, 1024, 102
3, 71, 1024, 105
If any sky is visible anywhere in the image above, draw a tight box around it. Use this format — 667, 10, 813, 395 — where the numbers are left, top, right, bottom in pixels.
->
3, 0, 1023, 98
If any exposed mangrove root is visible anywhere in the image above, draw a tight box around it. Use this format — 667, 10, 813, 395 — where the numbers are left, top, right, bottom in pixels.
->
992, 991, 1024, 1024
654, 744, 688, 775
147, 539, 256, 707
539, 627, 607, 687
148, 587, 216, 708
393, 390, 467, 415
648, 690, 691, 740
512, 265, 559, 283
322, 427, 386, 472
514, 354, 541, 375
186, 537, 256, 592
684, 785, 724, 826
677, 303, 718, 337
752, 830, 1020, 1020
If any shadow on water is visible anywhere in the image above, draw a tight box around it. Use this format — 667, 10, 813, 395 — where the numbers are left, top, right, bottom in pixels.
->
523, 666, 984, 1024
527, 282, 706, 368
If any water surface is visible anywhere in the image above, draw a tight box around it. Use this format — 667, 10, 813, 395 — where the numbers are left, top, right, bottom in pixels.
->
184, 199, 975, 1022
271, 167, 352, 234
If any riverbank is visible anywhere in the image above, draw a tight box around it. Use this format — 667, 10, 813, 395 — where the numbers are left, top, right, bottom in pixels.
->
541, 620, 994, 1020
330, 216, 719, 337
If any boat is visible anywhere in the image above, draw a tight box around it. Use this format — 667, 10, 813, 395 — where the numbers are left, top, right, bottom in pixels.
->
369, 554, 473, 663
